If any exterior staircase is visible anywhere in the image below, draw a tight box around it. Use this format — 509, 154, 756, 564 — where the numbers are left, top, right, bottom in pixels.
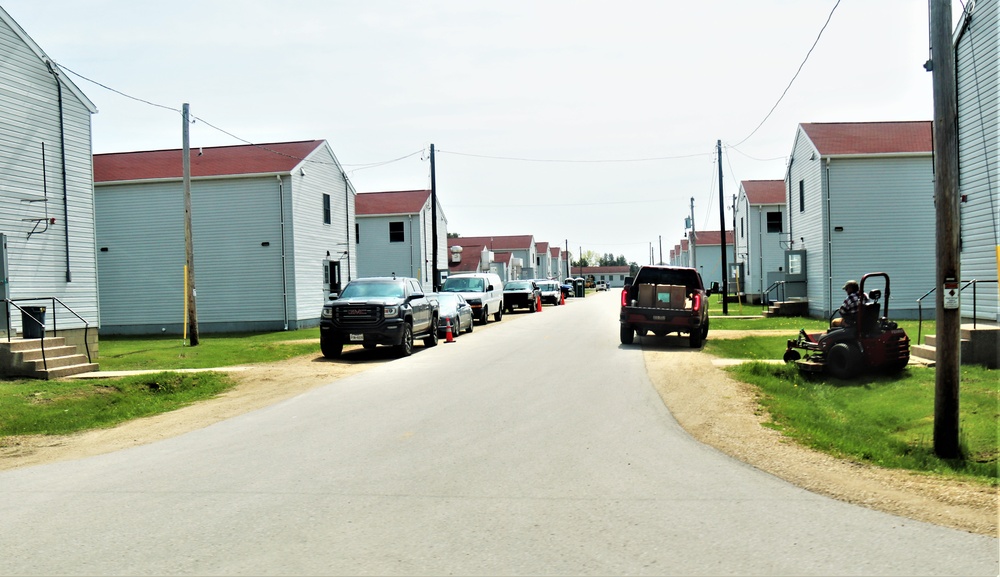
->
0, 337, 99, 379
910, 324, 999, 369
762, 300, 809, 318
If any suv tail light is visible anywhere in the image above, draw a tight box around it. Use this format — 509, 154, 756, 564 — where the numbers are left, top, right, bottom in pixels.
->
621, 288, 629, 307
691, 292, 702, 312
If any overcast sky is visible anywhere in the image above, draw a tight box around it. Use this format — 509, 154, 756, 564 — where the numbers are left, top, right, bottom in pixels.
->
4, 1, 955, 266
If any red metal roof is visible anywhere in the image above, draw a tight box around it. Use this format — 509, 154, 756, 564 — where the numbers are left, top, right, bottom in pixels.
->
550, 246, 561, 258
94, 140, 326, 182
693, 230, 734, 246
536, 241, 549, 254
450, 235, 534, 251
741, 180, 786, 205
448, 243, 485, 273
800, 121, 931, 156
356, 190, 430, 215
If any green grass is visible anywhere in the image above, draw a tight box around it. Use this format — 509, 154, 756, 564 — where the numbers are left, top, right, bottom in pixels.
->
1, 329, 325, 439
0, 372, 235, 436
727, 362, 998, 484
98, 328, 321, 370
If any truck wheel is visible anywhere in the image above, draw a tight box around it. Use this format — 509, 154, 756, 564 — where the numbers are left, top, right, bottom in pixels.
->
478, 306, 489, 325
620, 325, 634, 345
689, 330, 703, 348
827, 343, 861, 379
320, 339, 343, 359
423, 317, 439, 347
494, 307, 503, 322
395, 323, 414, 357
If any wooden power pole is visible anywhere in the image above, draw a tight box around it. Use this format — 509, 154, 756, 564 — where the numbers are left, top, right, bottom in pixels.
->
717, 140, 728, 315
430, 144, 439, 291
183, 103, 199, 346
929, 0, 960, 458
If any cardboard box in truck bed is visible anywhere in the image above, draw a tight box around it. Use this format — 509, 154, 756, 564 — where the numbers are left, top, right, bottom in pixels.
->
638, 284, 655, 307
654, 285, 688, 309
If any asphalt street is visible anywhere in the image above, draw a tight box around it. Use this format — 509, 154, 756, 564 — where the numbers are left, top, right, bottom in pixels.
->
1, 292, 997, 575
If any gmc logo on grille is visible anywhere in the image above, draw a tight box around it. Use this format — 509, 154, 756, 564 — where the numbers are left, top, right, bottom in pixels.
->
344, 308, 369, 316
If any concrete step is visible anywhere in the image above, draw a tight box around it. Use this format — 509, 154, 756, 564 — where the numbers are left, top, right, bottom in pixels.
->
22, 353, 94, 372
37, 363, 101, 380
1, 337, 68, 352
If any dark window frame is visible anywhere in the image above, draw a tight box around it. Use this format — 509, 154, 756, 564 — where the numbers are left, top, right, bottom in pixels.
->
322, 194, 331, 224
766, 211, 783, 233
389, 221, 405, 243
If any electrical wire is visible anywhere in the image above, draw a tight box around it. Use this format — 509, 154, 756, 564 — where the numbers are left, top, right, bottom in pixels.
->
57, 63, 422, 172
730, 0, 842, 148
438, 149, 712, 164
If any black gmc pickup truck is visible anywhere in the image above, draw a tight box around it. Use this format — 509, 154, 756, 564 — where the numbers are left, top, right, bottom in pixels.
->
320, 276, 439, 358
619, 265, 712, 348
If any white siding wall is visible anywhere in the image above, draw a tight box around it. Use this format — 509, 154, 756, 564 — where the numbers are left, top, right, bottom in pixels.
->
827, 156, 935, 318
0, 15, 98, 333
957, 0, 999, 322
734, 195, 788, 297
786, 134, 827, 315
96, 177, 286, 332
286, 144, 356, 325
357, 214, 424, 282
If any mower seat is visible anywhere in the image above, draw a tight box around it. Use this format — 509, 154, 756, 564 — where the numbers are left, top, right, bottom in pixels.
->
861, 302, 881, 335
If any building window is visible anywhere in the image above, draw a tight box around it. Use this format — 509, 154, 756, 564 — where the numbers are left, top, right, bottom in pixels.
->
355, 223, 360, 243
766, 211, 782, 233
389, 221, 404, 243
322, 194, 331, 224
740, 217, 744, 238
798, 181, 805, 213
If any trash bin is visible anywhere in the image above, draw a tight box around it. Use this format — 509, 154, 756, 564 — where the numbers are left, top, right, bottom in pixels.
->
21, 306, 45, 339
574, 278, 585, 298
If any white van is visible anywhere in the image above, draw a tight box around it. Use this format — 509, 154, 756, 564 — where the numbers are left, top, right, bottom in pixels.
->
441, 272, 504, 324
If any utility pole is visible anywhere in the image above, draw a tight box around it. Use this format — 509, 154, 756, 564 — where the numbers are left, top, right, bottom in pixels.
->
565, 239, 570, 279
658, 235, 663, 264
689, 197, 697, 270
182, 103, 199, 346
929, 0, 961, 458
430, 144, 439, 291
717, 140, 728, 315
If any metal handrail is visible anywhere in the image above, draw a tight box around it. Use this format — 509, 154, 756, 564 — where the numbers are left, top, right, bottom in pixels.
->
761, 280, 786, 310
915, 279, 998, 343
3, 296, 93, 370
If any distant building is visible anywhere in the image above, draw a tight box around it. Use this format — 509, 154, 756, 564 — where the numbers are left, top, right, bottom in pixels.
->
785, 121, 933, 319
734, 180, 787, 303
94, 140, 356, 334
355, 190, 448, 292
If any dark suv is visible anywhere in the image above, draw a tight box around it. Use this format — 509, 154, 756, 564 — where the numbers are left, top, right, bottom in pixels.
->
320, 276, 439, 358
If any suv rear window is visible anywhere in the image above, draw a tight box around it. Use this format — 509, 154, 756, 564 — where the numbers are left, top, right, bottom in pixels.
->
634, 268, 700, 288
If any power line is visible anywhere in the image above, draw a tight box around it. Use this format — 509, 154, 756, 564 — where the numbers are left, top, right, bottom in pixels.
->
438, 149, 712, 164
730, 0, 842, 148
57, 62, 422, 172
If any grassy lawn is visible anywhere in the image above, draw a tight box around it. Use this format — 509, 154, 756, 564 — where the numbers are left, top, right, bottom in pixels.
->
0, 371, 235, 436
701, 314, 994, 485
728, 361, 997, 484
98, 328, 321, 370
1, 329, 324, 439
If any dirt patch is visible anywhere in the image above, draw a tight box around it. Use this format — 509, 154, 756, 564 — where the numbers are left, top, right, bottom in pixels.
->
1, 335, 995, 536
645, 340, 997, 536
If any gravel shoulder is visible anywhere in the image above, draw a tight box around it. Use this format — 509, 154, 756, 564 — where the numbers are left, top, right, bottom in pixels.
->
1, 332, 995, 536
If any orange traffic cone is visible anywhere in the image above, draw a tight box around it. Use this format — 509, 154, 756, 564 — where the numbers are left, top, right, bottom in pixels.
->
535, 295, 543, 312
560, 291, 565, 305
445, 318, 454, 343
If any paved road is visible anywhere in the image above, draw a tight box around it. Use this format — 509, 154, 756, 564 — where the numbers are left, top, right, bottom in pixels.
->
1, 293, 996, 575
